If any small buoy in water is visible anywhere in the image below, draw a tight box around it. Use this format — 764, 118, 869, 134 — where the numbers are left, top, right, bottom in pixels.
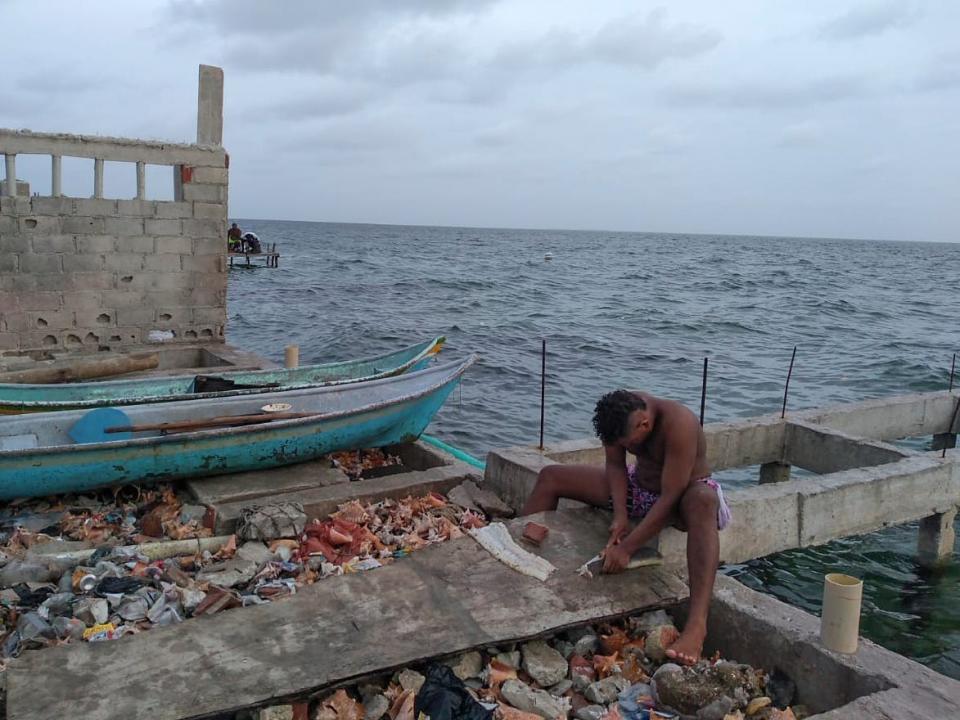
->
544, 252, 553, 261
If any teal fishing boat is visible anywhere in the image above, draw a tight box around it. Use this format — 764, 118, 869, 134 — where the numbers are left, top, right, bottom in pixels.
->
0, 337, 444, 414
0, 355, 475, 499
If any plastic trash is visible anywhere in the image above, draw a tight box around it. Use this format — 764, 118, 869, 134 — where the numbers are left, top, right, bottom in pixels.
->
618, 683, 655, 720
414, 664, 494, 720
96, 576, 143, 595
236, 502, 307, 541
17, 612, 57, 644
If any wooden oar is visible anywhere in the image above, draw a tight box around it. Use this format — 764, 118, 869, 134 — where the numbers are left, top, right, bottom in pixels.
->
105, 411, 316, 435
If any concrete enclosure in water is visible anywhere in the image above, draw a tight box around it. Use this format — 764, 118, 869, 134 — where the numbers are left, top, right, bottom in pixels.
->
0, 65, 229, 353
484, 390, 960, 569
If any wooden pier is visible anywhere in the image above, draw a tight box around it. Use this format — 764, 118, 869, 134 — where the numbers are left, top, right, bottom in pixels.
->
228, 243, 280, 268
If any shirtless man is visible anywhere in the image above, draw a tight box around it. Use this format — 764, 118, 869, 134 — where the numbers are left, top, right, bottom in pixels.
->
521, 389, 731, 665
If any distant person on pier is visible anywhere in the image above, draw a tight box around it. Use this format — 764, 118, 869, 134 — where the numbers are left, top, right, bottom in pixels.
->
521, 390, 731, 666
227, 223, 243, 252
242, 231, 262, 254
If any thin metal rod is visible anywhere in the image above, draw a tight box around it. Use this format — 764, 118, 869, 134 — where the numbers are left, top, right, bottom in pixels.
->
950, 353, 956, 392
699, 357, 708, 426
781, 346, 798, 419
944, 398, 960, 459
539, 339, 546, 450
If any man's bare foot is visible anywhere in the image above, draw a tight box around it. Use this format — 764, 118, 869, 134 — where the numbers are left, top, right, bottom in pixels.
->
665, 624, 705, 666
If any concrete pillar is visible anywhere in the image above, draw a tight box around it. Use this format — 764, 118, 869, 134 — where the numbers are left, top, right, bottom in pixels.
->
917, 508, 957, 568
932, 433, 957, 451
93, 158, 104, 198
51, 154, 62, 197
4, 154, 15, 196
759, 461, 791, 484
196, 64, 224, 146
136, 161, 146, 200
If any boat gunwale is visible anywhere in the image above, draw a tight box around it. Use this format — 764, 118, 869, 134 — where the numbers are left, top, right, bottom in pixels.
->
0, 337, 445, 411
0, 354, 476, 458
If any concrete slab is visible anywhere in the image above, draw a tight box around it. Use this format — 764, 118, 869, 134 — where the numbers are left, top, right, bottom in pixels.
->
798, 456, 958, 546
797, 390, 958, 441
208, 463, 480, 533
784, 420, 908, 474
187, 458, 351, 508
692, 574, 960, 718
4, 508, 688, 720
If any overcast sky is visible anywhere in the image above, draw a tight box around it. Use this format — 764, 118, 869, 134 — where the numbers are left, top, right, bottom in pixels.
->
3, 1, 958, 242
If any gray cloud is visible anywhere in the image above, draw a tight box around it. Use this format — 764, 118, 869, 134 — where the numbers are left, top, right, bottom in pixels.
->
818, 1, 920, 40
495, 9, 721, 71
664, 75, 867, 109
777, 121, 824, 148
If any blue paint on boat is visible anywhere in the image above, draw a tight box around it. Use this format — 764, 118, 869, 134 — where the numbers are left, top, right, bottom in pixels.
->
0, 355, 474, 499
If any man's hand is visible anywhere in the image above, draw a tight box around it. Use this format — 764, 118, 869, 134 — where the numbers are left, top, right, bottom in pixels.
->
601, 544, 629, 574
607, 515, 629, 548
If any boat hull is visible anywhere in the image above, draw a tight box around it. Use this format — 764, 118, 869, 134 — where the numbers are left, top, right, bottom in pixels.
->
0, 356, 471, 499
0, 337, 443, 413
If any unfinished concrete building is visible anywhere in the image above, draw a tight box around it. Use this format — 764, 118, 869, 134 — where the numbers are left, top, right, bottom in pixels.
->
0, 66, 229, 356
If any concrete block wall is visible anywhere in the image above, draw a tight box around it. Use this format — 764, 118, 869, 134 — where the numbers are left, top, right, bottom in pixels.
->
0, 131, 229, 353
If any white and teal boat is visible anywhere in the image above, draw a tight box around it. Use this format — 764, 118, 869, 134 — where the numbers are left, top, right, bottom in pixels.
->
0, 337, 444, 414
0, 355, 475, 499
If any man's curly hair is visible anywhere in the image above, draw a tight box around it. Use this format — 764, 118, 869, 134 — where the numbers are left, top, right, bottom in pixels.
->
592, 389, 646, 445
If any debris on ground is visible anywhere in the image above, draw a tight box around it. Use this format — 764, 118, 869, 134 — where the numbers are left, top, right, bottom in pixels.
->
0, 479, 492, 669
249, 611, 808, 720
330, 449, 403, 480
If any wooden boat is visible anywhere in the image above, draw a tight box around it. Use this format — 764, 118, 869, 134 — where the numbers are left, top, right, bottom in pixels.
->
0, 337, 444, 414
0, 355, 475, 499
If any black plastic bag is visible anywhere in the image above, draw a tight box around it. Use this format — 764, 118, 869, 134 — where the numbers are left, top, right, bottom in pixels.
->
96, 576, 144, 595
414, 665, 493, 720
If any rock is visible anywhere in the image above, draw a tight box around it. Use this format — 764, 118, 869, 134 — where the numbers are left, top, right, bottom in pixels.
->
522, 640, 568, 687
258, 706, 294, 720
766, 669, 796, 709
653, 662, 763, 717
628, 610, 672, 636
197, 542, 272, 588
643, 625, 679, 663
398, 669, 426, 693
746, 697, 771, 715
565, 626, 596, 643
446, 650, 484, 680
572, 675, 591, 693
575, 705, 605, 720
574, 634, 600, 657
447, 484, 481, 513
496, 651, 522, 669
554, 640, 575, 659
464, 678, 483, 690
448, 480, 514, 518
698, 696, 736, 720
73, 597, 109, 626
358, 684, 384, 702
584, 677, 629, 705
180, 504, 207, 525
549, 679, 573, 696
364, 694, 389, 720
501, 680, 570, 720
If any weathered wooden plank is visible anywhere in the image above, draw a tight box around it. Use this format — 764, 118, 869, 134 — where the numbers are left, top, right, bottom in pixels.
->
4, 508, 687, 720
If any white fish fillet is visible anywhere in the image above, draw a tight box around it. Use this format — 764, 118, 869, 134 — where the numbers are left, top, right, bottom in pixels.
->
469, 522, 556, 581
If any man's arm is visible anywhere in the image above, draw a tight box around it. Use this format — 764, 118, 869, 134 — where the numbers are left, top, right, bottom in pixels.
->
610, 416, 698, 562
604, 443, 630, 542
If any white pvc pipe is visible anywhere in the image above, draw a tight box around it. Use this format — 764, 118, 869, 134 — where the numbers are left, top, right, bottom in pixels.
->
820, 572, 863, 653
